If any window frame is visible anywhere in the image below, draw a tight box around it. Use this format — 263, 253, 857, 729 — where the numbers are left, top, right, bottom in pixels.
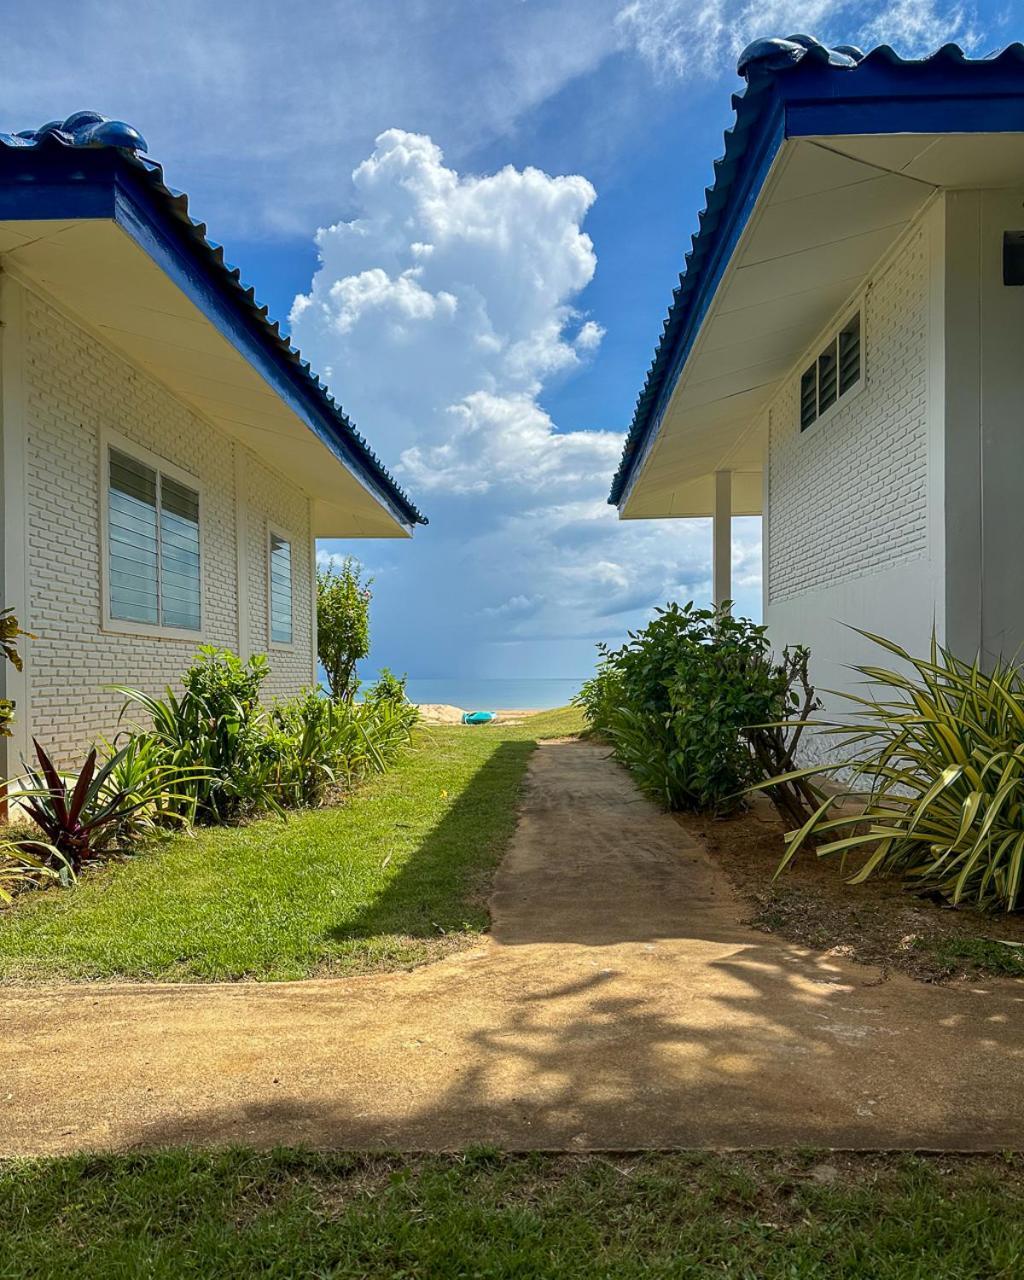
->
99, 429, 205, 641
266, 522, 296, 651
798, 308, 865, 433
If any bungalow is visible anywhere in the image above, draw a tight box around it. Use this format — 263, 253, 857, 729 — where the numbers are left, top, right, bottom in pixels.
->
0, 112, 426, 769
610, 38, 1024, 725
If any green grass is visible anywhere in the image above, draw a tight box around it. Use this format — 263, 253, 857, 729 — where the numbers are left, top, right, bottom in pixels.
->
0, 706, 583, 983
1, 1148, 1022, 1278
914, 934, 1024, 979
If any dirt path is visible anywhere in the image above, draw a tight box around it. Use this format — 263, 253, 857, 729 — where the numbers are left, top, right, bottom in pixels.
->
3, 740, 1024, 1156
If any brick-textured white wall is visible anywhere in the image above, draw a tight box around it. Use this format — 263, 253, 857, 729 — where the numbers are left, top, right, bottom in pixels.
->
22, 291, 314, 760
245, 453, 314, 701
766, 226, 929, 603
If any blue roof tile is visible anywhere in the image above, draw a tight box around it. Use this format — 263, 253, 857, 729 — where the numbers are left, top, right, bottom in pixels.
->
609, 39, 1024, 507
0, 112, 427, 527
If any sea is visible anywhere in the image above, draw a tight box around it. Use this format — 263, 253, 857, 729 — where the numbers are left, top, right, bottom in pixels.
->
397, 677, 582, 710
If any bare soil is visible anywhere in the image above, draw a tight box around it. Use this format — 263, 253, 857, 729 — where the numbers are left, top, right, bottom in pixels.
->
3, 741, 1024, 1157
679, 799, 1024, 984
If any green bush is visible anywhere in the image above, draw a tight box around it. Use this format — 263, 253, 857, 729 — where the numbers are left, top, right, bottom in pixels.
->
114, 648, 278, 824
767, 631, 1024, 911
1, 649, 419, 899
115, 648, 418, 826
364, 666, 410, 708
267, 688, 409, 808
577, 603, 817, 817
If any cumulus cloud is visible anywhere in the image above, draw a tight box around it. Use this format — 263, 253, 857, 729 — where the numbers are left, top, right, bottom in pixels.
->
291, 131, 760, 676
615, 0, 980, 79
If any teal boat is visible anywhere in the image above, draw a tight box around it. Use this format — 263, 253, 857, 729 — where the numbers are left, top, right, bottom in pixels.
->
461, 711, 496, 725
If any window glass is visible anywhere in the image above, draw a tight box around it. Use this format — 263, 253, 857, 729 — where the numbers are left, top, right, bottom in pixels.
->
159, 476, 201, 631
108, 449, 159, 624
107, 446, 200, 631
269, 532, 293, 644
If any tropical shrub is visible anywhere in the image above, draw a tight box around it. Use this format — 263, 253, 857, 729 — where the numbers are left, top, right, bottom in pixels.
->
17, 739, 185, 873
0, 840, 66, 902
364, 667, 411, 708
317, 558, 372, 702
577, 602, 820, 818
114, 648, 279, 824
116, 648, 418, 824
0, 605, 31, 738
765, 631, 1024, 912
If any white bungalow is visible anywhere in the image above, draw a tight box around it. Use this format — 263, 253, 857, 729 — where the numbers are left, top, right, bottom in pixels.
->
0, 112, 425, 767
610, 37, 1024, 714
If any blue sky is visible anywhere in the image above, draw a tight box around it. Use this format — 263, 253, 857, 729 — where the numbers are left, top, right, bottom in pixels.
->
2, 0, 1015, 679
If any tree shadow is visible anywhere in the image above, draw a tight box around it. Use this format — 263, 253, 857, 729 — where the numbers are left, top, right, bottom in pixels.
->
114, 931, 1024, 1154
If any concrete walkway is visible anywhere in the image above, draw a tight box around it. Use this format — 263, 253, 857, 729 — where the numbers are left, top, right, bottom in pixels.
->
3, 740, 1024, 1156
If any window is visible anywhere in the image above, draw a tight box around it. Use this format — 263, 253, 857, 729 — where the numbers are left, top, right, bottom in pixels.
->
269, 529, 293, 645
799, 312, 862, 430
107, 445, 201, 632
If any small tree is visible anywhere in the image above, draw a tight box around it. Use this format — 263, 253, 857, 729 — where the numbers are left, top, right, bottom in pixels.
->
317, 558, 372, 702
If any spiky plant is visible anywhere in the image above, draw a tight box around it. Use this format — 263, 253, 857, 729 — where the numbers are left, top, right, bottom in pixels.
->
759, 630, 1024, 911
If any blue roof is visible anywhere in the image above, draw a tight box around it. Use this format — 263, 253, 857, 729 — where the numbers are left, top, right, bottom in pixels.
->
609, 36, 1024, 508
0, 112, 427, 528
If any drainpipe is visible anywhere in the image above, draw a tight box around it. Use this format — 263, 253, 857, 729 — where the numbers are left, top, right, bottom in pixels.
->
712, 470, 732, 611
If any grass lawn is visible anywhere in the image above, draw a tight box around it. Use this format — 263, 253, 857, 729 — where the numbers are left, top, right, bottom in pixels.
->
1, 1148, 1021, 1278
0, 706, 582, 982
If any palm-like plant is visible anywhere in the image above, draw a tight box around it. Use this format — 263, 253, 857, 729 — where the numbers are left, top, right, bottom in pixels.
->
0, 840, 66, 902
759, 630, 1024, 911
19, 739, 190, 873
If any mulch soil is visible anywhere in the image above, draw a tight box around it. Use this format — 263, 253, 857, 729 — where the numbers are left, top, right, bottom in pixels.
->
677, 799, 1024, 984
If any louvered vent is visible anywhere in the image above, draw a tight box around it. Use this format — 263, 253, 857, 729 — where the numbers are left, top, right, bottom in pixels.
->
839, 314, 861, 395
799, 368, 817, 430
798, 310, 862, 432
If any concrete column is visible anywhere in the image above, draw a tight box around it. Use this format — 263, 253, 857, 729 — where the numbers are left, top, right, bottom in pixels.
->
712, 469, 732, 611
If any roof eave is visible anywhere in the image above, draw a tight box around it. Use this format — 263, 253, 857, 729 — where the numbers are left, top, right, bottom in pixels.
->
610, 40, 1024, 512
0, 137, 427, 530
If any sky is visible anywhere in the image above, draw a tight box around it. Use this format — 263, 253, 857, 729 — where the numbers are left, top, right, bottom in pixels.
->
1, 0, 1016, 679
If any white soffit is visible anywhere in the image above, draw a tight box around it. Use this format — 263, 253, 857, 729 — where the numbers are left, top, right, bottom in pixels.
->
0, 219, 409, 539
621, 135, 937, 519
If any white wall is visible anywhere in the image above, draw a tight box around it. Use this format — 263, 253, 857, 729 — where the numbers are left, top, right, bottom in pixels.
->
943, 189, 1024, 665
1, 278, 316, 763
763, 202, 947, 743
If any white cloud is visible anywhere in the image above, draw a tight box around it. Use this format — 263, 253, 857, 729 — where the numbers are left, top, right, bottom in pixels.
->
0, 0, 624, 234
291, 130, 761, 676
615, 0, 980, 79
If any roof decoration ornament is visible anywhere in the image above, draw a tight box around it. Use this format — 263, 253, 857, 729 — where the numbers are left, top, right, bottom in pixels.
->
737, 34, 864, 79
10, 110, 147, 153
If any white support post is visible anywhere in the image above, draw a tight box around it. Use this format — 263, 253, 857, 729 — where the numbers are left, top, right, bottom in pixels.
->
712, 469, 732, 611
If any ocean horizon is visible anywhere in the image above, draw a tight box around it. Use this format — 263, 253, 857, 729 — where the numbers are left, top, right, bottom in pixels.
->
392, 676, 583, 710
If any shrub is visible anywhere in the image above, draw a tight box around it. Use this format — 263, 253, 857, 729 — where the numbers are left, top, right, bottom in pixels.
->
270, 685, 417, 807
364, 667, 410, 708
0, 840, 65, 902
0, 605, 31, 738
114, 648, 281, 824
577, 602, 819, 818
17, 739, 183, 874
767, 631, 1024, 912
116, 649, 419, 825
317, 558, 372, 702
